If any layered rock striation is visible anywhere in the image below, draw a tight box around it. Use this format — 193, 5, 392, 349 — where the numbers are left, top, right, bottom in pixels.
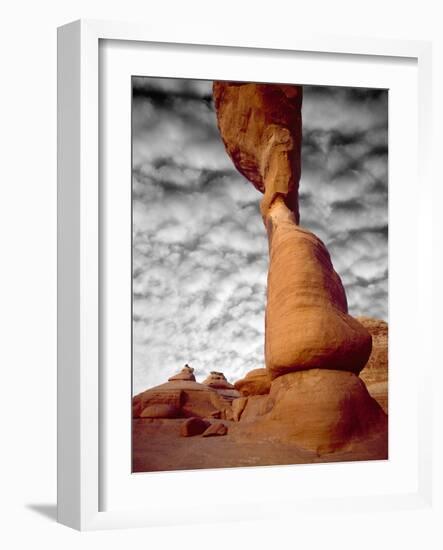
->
133, 366, 238, 420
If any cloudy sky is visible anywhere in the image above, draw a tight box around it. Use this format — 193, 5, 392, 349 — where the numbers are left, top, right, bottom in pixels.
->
132, 77, 388, 394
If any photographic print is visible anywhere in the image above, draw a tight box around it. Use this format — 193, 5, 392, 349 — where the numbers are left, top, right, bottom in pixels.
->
131, 77, 388, 472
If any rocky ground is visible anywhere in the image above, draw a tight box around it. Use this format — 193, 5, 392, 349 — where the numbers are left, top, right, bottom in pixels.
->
132, 319, 388, 473
132, 417, 387, 473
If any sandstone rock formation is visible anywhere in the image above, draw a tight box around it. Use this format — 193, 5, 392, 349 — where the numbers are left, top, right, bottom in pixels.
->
357, 317, 388, 413
236, 394, 274, 423
213, 81, 372, 381
203, 371, 241, 404
231, 397, 248, 422
213, 82, 302, 220
203, 371, 235, 389
168, 364, 196, 382
230, 369, 387, 454
212, 81, 387, 454
133, 367, 230, 419
234, 368, 271, 396
132, 82, 389, 471
265, 199, 372, 378
263, 369, 386, 454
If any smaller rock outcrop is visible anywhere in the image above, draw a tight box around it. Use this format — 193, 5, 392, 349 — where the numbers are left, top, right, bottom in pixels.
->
168, 364, 196, 382
203, 371, 241, 404
133, 367, 238, 420
203, 371, 235, 389
234, 368, 271, 396
357, 317, 388, 413
133, 366, 226, 419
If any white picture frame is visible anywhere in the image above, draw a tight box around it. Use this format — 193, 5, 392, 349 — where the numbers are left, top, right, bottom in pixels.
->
57, 19, 433, 531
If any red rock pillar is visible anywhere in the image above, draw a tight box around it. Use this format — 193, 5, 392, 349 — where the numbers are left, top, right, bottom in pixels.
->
213, 81, 372, 380
213, 81, 387, 454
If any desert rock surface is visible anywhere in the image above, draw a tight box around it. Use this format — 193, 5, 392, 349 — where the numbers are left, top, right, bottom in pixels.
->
132, 414, 387, 472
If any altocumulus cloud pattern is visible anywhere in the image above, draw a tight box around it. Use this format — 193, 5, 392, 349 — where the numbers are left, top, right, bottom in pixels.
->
132, 77, 388, 394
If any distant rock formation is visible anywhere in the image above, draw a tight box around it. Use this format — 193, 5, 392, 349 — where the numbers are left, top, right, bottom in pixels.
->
357, 317, 388, 413
213, 81, 387, 454
133, 367, 239, 420
203, 371, 235, 389
202, 371, 241, 404
168, 364, 196, 382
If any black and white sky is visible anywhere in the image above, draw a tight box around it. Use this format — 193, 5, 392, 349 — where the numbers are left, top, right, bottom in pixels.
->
132, 77, 388, 394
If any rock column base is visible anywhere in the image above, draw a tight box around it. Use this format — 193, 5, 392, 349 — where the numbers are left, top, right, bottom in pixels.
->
235, 369, 387, 456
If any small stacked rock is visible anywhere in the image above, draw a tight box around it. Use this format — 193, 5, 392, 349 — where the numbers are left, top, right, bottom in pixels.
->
202, 371, 234, 389
202, 371, 241, 404
168, 364, 196, 382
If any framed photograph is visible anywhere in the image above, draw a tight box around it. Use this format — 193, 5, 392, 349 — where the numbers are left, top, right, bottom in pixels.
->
57, 19, 433, 530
